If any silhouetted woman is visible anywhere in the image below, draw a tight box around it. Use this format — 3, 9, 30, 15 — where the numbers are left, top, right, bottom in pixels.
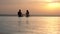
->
18, 9, 23, 17
26, 10, 30, 17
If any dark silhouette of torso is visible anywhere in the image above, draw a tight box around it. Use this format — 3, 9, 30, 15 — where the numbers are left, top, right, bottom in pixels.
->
26, 10, 30, 17
18, 9, 22, 17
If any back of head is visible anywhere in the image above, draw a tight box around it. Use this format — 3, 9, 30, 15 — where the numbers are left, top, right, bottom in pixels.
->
26, 10, 29, 13
19, 9, 21, 12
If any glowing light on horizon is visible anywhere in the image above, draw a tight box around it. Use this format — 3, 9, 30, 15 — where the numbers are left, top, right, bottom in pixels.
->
43, 3, 60, 12
44, 0, 54, 2
37, 0, 60, 3
47, 3, 60, 9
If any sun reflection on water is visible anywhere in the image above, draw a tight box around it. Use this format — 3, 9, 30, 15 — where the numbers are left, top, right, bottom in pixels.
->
45, 17, 58, 34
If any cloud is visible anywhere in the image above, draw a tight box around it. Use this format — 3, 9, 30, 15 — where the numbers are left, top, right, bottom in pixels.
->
0, 0, 22, 5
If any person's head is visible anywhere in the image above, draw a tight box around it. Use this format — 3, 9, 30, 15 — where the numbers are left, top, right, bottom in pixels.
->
19, 9, 21, 12
26, 10, 29, 12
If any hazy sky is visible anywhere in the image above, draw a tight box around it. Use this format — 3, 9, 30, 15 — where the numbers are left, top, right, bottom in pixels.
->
0, 0, 60, 15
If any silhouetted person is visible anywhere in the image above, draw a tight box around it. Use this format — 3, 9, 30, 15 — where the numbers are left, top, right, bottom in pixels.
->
26, 10, 30, 17
18, 9, 23, 17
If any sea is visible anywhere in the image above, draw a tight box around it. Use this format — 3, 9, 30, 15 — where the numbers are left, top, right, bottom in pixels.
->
0, 16, 60, 34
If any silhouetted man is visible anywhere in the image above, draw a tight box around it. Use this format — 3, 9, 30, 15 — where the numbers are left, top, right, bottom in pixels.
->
26, 10, 30, 17
18, 9, 23, 17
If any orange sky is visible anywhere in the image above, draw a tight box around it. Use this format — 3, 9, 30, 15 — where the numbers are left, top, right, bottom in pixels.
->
0, 0, 60, 15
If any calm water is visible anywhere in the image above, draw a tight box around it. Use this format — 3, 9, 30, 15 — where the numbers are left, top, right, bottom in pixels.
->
0, 16, 60, 34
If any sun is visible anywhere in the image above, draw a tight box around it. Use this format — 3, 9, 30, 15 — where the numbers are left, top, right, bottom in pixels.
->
44, 3, 60, 12
47, 3, 60, 9
44, 0, 54, 2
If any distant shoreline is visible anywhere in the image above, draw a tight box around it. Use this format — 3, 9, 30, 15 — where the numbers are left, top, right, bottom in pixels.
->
0, 15, 60, 17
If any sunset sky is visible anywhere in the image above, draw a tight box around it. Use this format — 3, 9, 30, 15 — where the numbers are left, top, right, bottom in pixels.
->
0, 0, 60, 15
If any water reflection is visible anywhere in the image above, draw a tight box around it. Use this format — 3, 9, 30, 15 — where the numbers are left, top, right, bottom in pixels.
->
18, 17, 22, 32
44, 17, 58, 34
0, 16, 60, 34
18, 17, 29, 32
26, 17, 29, 24
17, 17, 59, 34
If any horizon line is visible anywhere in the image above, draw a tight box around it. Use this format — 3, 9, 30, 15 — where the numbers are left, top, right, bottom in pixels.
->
0, 15, 60, 17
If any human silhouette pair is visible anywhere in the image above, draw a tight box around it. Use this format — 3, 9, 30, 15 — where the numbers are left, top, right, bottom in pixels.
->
18, 9, 30, 17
